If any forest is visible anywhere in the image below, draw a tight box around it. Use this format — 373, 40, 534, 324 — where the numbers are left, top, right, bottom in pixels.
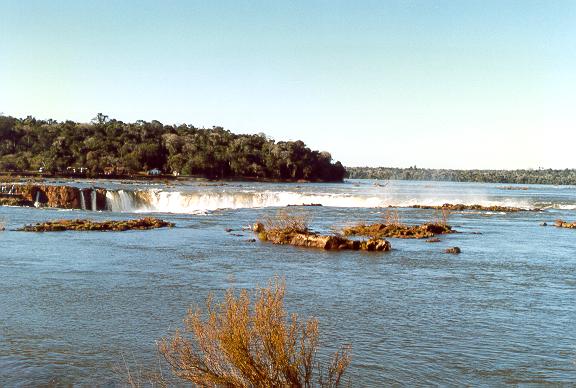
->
0, 114, 346, 181
347, 166, 576, 185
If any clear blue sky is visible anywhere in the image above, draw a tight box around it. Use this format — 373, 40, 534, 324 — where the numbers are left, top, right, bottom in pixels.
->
1, 0, 574, 169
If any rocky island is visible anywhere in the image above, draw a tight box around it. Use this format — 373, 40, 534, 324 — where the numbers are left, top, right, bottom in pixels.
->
253, 222, 391, 251
19, 217, 174, 232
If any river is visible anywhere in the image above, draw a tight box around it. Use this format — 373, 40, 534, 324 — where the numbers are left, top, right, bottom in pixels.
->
1, 179, 575, 385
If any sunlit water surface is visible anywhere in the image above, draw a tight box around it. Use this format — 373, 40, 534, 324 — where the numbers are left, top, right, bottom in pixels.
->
1, 180, 575, 385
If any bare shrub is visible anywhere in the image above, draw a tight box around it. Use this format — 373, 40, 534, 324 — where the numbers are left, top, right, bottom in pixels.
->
261, 210, 310, 233
158, 278, 351, 387
383, 208, 402, 226
433, 207, 451, 226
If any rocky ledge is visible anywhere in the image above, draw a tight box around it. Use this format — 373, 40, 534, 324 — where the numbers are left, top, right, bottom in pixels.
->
343, 222, 453, 239
2, 184, 107, 210
554, 220, 576, 229
253, 222, 390, 251
0, 194, 33, 207
410, 203, 534, 212
19, 217, 174, 232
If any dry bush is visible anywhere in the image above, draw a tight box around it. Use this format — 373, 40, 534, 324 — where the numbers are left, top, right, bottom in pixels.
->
116, 352, 169, 388
158, 278, 351, 387
261, 210, 310, 233
383, 208, 402, 226
433, 208, 451, 226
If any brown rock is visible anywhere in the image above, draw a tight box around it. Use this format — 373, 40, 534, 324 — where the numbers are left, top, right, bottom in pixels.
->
19, 217, 175, 232
343, 222, 453, 239
411, 203, 537, 212
255, 225, 390, 252
15, 184, 108, 210
555, 220, 576, 229
445, 246, 461, 254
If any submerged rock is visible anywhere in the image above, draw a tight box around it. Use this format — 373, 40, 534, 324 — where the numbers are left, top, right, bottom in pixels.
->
255, 224, 390, 252
445, 246, 461, 254
19, 217, 175, 232
426, 237, 441, 243
343, 223, 453, 239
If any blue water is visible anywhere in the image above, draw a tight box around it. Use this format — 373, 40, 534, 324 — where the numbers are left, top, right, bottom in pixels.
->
1, 180, 575, 385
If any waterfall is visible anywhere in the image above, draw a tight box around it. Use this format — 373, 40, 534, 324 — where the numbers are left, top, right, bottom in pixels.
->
91, 189, 97, 211
80, 191, 87, 210
105, 190, 142, 212
104, 189, 386, 214
34, 191, 41, 208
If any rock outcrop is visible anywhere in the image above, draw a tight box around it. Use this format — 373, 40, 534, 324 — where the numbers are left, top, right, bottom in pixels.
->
0, 194, 33, 207
410, 203, 535, 212
19, 217, 174, 232
343, 222, 453, 239
253, 222, 391, 251
554, 220, 576, 229
11, 185, 107, 210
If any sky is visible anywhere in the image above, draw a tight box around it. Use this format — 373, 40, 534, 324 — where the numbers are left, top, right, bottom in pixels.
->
1, 0, 575, 169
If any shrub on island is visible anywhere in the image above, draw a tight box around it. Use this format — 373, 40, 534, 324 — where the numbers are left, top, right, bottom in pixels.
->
252, 213, 391, 251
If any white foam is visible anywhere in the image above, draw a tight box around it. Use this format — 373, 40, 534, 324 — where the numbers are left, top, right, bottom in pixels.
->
103, 189, 545, 214
105, 189, 385, 213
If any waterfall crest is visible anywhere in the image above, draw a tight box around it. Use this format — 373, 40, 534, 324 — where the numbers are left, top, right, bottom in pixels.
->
105, 189, 385, 214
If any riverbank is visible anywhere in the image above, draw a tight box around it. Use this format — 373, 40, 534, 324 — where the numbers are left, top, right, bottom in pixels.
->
346, 167, 576, 186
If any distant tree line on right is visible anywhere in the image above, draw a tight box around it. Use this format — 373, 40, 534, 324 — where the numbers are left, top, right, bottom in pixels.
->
346, 166, 576, 185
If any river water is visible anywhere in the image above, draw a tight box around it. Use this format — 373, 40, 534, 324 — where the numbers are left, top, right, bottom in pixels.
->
1, 179, 575, 385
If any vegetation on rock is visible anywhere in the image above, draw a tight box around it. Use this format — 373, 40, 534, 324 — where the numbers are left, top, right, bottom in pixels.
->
158, 277, 351, 387
343, 222, 453, 239
410, 203, 532, 212
254, 222, 390, 251
253, 212, 391, 251
19, 217, 174, 232
554, 220, 576, 229
0, 114, 345, 181
343, 208, 453, 239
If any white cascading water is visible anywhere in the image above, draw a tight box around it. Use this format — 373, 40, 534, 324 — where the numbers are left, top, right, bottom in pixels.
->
34, 191, 41, 208
91, 189, 97, 211
79, 191, 86, 210
105, 189, 387, 214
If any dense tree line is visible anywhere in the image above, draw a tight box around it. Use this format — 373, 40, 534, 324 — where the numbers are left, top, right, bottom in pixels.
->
0, 114, 345, 181
347, 167, 576, 185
